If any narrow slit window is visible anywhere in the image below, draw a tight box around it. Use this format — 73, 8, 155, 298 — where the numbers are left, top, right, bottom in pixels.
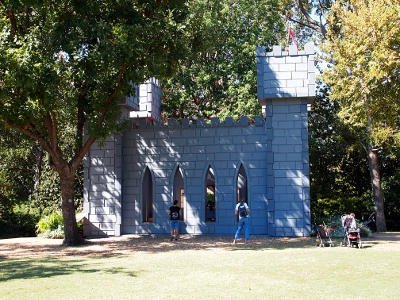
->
205, 166, 216, 222
142, 167, 153, 222
237, 164, 248, 204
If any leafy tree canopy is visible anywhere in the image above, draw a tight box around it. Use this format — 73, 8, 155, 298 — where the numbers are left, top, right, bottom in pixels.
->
161, 0, 285, 122
0, 0, 201, 245
321, 0, 400, 146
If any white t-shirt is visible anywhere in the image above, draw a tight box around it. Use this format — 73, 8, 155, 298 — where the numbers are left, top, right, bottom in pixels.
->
236, 202, 249, 219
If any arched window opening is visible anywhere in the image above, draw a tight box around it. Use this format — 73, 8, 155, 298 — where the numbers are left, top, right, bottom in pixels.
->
142, 167, 153, 222
205, 166, 216, 222
173, 166, 185, 221
237, 164, 248, 204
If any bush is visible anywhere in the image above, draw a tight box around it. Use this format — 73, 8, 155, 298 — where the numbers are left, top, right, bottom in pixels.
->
0, 204, 40, 238
40, 228, 64, 239
311, 193, 375, 226
0, 218, 20, 238
36, 211, 64, 238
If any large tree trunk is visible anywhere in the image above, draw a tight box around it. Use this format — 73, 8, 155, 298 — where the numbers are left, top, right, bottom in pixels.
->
60, 172, 84, 246
368, 146, 387, 232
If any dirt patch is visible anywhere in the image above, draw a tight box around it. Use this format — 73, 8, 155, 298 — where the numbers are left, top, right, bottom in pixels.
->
0, 236, 304, 258
0, 233, 398, 259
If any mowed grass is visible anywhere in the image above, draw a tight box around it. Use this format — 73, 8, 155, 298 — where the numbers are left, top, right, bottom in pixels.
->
1, 238, 400, 300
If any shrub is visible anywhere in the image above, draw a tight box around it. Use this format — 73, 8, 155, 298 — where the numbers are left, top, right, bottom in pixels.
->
40, 228, 64, 239
0, 218, 20, 238
36, 211, 64, 238
0, 204, 40, 238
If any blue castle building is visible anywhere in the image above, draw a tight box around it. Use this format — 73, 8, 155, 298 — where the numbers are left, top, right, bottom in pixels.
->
83, 43, 315, 237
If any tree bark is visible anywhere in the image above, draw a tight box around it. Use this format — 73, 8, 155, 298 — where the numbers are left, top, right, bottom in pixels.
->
33, 145, 43, 192
368, 146, 387, 232
59, 171, 84, 246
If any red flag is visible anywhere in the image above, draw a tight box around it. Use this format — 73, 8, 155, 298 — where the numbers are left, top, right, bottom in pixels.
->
288, 28, 298, 50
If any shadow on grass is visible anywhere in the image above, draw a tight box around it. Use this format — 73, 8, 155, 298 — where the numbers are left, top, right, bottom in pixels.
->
0, 257, 138, 282
1, 234, 398, 260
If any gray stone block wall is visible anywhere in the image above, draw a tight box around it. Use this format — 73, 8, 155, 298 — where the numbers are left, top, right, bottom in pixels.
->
83, 44, 314, 238
265, 98, 311, 237
257, 42, 315, 104
129, 78, 162, 120
83, 135, 122, 236
119, 117, 269, 236
118, 78, 161, 118
84, 113, 310, 237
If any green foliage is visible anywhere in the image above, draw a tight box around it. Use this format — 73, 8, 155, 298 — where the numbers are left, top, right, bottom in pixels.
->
40, 228, 65, 239
381, 170, 400, 230
28, 152, 83, 215
309, 88, 377, 224
1, 119, 82, 225
0, 203, 40, 238
161, 0, 284, 122
36, 211, 64, 235
318, 0, 400, 231
0, 120, 37, 214
0, 218, 19, 238
36, 210, 85, 239
322, 0, 400, 143
312, 193, 375, 225
0, 0, 200, 244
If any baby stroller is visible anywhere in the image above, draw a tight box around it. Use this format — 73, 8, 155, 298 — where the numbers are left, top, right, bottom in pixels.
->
340, 214, 362, 248
314, 222, 334, 247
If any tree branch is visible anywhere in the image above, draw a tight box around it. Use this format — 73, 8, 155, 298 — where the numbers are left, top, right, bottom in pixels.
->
295, 0, 326, 37
7, 11, 18, 33
97, 62, 127, 128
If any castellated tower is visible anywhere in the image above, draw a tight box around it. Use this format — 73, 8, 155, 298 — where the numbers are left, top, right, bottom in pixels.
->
257, 42, 315, 236
118, 78, 162, 120
83, 43, 315, 238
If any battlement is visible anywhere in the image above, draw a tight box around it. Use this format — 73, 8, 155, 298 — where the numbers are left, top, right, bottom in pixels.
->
119, 78, 162, 119
256, 43, 315, 105
122, 44, 315, 122
132, 115, 265, 130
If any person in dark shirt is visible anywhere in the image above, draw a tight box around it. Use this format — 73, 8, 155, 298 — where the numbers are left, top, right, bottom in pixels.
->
207, 200, 215, 221
168, 200, 180, 241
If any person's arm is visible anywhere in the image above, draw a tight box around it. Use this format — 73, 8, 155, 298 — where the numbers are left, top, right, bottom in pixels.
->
168, 209, 171, 216
246, 203, 250, 214
234, 204, 238, 215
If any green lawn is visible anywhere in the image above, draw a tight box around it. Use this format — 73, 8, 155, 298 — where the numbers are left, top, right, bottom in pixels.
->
1, 237, 399, 300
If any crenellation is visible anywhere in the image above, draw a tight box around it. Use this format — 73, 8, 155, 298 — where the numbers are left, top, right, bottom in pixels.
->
257, 43, 315, 104
84, 44, 313, 238
182, 118, 190, 128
